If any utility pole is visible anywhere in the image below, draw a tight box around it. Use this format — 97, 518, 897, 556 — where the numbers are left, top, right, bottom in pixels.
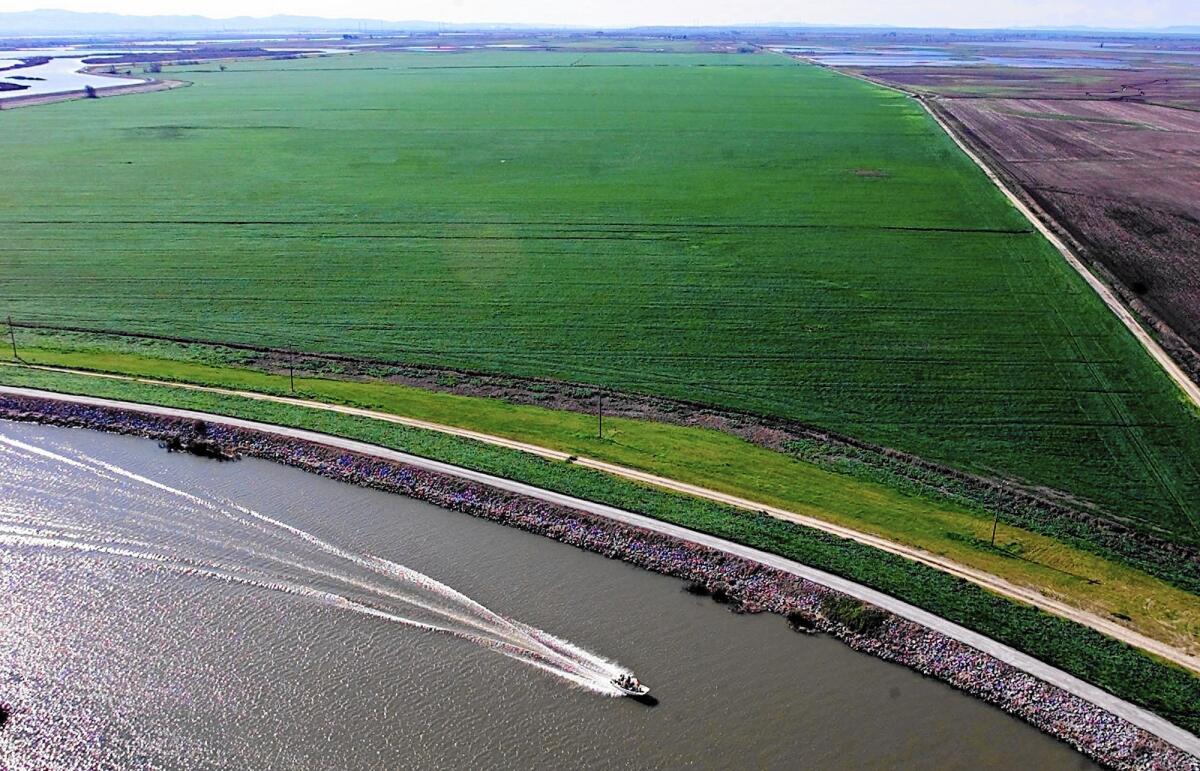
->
990, 510, 1000, 548
289, 352, 296, 393
597, 391, 603, 440
7, 316, 19, 363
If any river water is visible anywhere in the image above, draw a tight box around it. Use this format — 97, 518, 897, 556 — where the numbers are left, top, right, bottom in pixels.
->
0, 420, 1093, 769
770, 46, 1128, 69
0, 48, 149, 101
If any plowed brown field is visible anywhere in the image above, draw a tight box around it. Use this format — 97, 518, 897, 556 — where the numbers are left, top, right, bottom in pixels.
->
938, 96, 1200, 375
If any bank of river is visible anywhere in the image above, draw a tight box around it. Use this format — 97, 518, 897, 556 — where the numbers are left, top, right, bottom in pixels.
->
0, 418, 1107, 769
0, 49, 147, 101
0, 43, 343, 106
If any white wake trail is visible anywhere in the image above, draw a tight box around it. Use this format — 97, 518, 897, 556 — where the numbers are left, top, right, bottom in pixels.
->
0, 431, 630, 695
59, 442, 603, 671
49, 437, 627, 687
9, 439, 565, 662
0, 530, 612, 692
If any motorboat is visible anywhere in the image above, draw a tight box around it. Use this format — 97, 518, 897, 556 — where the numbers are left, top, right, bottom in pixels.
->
612, 673, 650, 698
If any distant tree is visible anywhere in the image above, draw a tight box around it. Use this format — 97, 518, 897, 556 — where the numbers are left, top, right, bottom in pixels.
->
219, 64, 227, 71
145, 61, 162, 74
83, 85, 98, 99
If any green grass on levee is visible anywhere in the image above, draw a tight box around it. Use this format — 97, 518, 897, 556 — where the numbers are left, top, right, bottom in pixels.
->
1, 49, 1197, 543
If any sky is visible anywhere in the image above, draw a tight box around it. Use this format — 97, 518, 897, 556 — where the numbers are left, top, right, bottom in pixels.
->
2, 0, 1198, 29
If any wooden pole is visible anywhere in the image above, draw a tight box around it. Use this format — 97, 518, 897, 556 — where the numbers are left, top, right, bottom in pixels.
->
990, 510, 1000, 547
7, 316, 18, 362
289, 353, 295, 393
598, 391, 603, 440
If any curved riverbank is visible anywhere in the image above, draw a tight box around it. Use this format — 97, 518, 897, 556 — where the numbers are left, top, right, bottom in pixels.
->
19, 320, 1198, 598
0, 74, 186, 110
0, 390, 1196, 770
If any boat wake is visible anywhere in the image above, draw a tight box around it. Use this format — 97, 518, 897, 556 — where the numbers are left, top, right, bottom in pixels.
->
0, 431, 631, 696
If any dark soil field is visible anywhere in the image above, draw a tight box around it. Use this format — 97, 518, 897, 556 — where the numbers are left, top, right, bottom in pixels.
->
940, 97, 1200, 375
863, 64, 1200, 110
830, 37, 1200, 380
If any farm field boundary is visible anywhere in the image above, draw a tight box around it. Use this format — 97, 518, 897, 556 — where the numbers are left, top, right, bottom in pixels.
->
930, 98, 1200, 386
3, 357, 1198, 677
921, 97, 1200, 409
802, 55, 1200, 410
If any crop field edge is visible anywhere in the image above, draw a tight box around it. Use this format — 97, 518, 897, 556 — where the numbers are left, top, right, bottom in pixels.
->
820, 56, 1200, 405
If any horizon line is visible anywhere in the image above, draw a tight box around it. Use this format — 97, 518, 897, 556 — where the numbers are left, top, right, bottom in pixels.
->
3, 8, 1200, 35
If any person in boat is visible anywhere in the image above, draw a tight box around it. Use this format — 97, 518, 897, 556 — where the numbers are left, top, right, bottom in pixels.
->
615, 674, 641, 690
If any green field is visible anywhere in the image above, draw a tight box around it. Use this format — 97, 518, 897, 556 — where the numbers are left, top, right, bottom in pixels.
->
1, 50, 1198, 543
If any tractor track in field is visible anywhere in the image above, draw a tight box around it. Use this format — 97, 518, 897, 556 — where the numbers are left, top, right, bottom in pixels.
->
0, 218, 1032, 235
922, 99, 1200, 410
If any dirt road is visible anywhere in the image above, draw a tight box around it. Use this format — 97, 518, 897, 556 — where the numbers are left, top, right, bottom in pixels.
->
919, 96, 1200, 409
0, 77, 187, 110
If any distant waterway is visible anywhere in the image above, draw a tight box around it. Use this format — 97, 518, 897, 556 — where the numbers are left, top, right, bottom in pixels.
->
0, 44, 346, 101
772, 46, 1129, 69
0, 421, 1095, 769
0, 47, 146, 101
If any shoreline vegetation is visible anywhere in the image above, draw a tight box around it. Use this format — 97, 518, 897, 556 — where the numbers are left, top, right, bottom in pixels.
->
15, 326, 1199, 594
0, 391, 1196, 769
0, 75, 187, 110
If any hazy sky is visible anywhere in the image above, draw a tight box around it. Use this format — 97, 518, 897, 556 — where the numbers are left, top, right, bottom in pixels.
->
3, 0, 1199, 29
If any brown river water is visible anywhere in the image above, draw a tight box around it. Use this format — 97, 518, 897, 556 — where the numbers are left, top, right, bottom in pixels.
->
0, 420, 1094, 769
